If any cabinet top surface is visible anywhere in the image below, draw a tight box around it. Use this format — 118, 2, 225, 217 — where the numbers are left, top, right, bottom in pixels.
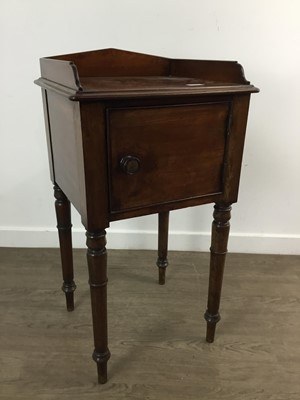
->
35, 48, 259, 100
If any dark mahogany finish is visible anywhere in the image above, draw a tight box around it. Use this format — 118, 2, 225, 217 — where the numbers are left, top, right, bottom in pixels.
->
205, 203, 232, 342
157, 212, 169, 285
35, 48, 258, 384
53, 185, 76, 311
86, 230, 110, 384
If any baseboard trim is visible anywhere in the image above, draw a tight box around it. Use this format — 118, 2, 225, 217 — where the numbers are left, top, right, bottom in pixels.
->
0, 227, 299, 255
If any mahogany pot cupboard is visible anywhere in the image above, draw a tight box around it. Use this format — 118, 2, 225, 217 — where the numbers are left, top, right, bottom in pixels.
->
35, 48, 259, 383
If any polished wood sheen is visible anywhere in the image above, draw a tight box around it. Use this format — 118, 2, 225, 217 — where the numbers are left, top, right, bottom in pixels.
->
108, 103, 229, 212
35, 48, 258, 383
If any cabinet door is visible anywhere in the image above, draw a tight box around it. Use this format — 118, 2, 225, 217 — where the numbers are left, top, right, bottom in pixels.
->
107, 102, 230, 212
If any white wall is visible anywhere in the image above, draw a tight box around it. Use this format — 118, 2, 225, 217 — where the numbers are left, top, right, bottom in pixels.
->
1, 0, 300, 254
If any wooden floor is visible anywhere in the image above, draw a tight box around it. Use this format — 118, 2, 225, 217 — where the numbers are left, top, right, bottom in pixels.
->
1, 248, 300, 399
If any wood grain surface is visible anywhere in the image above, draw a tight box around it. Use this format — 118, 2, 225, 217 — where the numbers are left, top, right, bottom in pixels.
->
1, 248, 300, 399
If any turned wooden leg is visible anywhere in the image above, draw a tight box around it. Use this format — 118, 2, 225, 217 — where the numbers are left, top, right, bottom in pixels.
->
204, 203, 232, 343
86, 230, 111, 384
54, 185, 76, 311
156, 211, 169, 285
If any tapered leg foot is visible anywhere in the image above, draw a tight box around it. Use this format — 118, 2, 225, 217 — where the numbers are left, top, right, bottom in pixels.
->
86, 230, 110, 384
63, 284, 76, 312
157, 266, 167, 285
204, 311, 221, 342
156, 212, 169, 285
54, 185, 76, 311
97, 363, 108, 384
205, 203, 231, 343
93, 350, 110, 384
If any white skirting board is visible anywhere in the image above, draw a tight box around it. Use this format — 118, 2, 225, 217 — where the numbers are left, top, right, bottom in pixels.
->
0, 227, 299, 255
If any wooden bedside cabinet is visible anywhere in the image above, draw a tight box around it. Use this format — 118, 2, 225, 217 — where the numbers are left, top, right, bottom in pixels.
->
35, 48, 258, 383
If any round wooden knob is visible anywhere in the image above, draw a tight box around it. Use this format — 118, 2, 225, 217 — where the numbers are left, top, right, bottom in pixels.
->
120, 155, 141, 175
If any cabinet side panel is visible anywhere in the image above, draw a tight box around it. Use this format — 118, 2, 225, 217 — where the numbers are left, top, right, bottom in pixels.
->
47, 92, 86, 220
80, 103, 109, 230
222, 94, 251, 202
41, 89, 55, 182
